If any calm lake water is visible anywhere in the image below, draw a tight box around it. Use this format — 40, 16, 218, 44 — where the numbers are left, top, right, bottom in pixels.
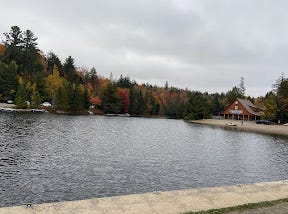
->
0, 113, 288, 207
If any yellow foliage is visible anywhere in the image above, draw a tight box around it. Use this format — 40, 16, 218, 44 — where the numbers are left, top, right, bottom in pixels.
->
154, 96, 160, 105
25, 81, 31, 91
45, 65, 63, 98
18, 76, 24, 85
78, 84, 85, 94
31, 83, 37, 93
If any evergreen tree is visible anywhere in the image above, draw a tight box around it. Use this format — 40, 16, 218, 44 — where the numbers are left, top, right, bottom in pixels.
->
226, 86, 244, 104
83, 87, 90, 109
117, 75, 131, 88
14, 83, 27, 109
22, 29, 42, 76
63, 56, 81, 83
46, 52, 63, 75
55, 83, 69, 111
2, 26, 23, 65
185, 91, 210, 120
30, 90, 42, 108
101, 82, 120, 113
277, 77, 288, 122
129, 86, 136, 115
0, 61, 18, 101
211, 95, 223, 115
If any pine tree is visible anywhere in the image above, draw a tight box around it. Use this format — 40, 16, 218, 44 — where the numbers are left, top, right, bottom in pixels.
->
14, 84, 27, 109
30, 90, 42, 108
101, 83, 120, 113
0, 61, 18, 101
46, 52, 63, 75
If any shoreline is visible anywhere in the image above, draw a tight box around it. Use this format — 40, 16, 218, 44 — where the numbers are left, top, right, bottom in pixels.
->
0, 180, 287, 214
189, 119, 288, 138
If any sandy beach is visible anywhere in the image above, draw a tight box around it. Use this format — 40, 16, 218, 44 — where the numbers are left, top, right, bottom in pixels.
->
190, 119, 288, 137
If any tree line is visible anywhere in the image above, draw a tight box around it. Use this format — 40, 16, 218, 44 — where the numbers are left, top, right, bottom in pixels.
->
0, 26, 287, 122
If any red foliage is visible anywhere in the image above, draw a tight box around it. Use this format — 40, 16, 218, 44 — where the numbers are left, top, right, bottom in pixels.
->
117, 88, 130, 113
90, 96, 101, 105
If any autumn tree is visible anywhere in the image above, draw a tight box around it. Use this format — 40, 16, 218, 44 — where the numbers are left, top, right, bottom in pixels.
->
262, 92, 277, 120
165, 91, 185, 118
151, 95, 160, 115
30, 84, 42, 109
0, 43, 5, 57
45, 65, 63, 103
90, 96, 101, 107
117, 88, 130, 113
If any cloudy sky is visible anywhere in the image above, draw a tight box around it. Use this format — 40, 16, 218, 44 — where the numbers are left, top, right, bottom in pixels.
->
0, 0, 287, 96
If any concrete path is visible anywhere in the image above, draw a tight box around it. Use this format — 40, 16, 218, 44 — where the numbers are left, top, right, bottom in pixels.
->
0, 180, 288, 214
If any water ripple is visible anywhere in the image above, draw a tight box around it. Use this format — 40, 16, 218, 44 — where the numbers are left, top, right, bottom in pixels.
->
0, 112, 288, 207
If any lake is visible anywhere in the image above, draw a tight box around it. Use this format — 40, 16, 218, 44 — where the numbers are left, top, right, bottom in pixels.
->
0, 113, 288, 207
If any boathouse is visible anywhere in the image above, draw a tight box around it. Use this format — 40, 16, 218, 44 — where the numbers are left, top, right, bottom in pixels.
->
220, 98, 260, 121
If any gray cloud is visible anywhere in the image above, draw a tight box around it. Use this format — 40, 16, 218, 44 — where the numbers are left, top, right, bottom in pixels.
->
1, 0, 287, 96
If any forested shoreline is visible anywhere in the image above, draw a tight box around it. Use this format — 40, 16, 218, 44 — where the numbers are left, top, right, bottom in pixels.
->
0, 26, 287, 122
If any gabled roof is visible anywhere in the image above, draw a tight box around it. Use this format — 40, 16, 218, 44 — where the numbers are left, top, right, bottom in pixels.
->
237, 98, 260, 116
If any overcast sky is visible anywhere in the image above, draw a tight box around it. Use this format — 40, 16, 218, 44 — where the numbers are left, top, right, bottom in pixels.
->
1, 0, 287, 96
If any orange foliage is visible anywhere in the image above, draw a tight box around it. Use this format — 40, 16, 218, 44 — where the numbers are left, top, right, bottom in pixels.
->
87, 82, 93, 93
0, 43, 5, 56
90, 96, 101, 105
154, 96, 160, 105
170, 92, 178, 102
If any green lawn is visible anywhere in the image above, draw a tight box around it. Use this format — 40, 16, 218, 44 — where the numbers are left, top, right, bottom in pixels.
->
183, 198, 288, 214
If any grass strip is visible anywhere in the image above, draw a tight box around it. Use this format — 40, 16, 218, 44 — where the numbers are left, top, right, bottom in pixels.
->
183, 198, 288, 214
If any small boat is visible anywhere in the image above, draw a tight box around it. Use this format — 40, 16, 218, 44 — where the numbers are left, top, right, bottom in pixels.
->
30, 109, 47, 113
226, 122, 237, 126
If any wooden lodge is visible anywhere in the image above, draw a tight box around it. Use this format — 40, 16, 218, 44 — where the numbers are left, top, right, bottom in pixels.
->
220, 98, 260, 121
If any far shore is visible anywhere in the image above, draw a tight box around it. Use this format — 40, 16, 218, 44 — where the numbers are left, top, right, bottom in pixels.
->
190, 119, 288, 137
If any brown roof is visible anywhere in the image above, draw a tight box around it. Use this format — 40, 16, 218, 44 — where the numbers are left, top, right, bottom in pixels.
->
237, 98, 260, 116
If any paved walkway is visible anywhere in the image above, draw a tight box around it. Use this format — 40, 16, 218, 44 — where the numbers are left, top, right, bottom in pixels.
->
229, 202, 288, 214
0, 180, 287, 214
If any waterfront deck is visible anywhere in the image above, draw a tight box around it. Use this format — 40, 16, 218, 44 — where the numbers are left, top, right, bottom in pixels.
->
0, 180, 287, 214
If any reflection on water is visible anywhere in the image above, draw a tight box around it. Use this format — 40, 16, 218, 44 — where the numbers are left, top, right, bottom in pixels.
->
0, 112, 288, 207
